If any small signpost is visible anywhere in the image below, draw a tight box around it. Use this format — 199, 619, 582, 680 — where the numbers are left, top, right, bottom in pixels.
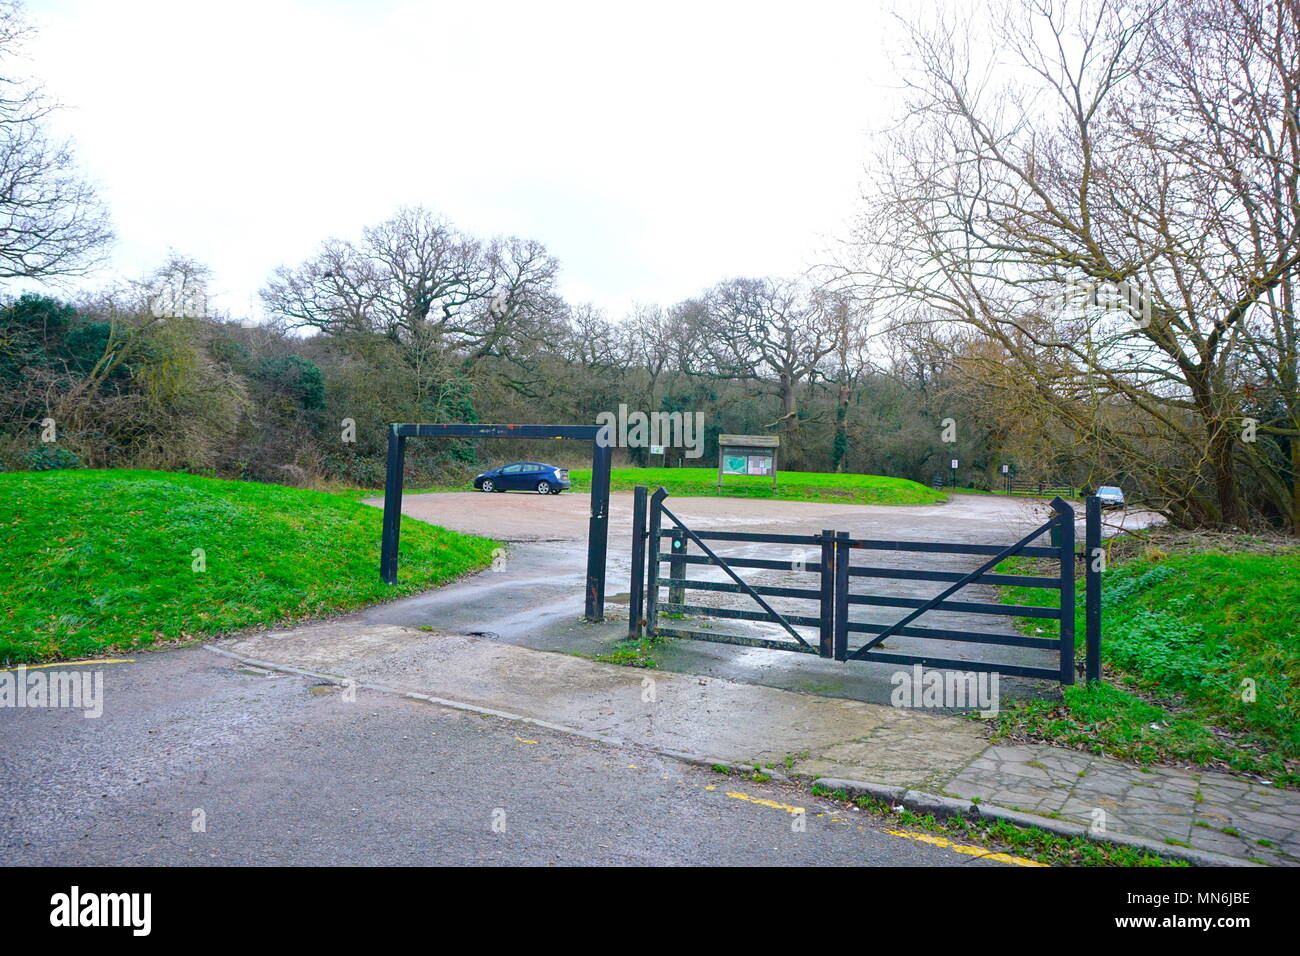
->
717, 434, 780, 491
950, 458, 959, 489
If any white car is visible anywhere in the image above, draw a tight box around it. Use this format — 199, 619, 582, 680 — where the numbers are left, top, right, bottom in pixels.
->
1096, 485, 1125, 509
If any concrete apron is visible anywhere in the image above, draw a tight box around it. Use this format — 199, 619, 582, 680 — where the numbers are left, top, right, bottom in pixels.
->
218, 621, 987, 785
213, 621, 1295, 866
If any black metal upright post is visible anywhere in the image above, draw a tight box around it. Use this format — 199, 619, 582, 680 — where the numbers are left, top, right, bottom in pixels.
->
818, 529, 835, 659
379, 425, 407, 584
667, 528, 687, 607
585, 439, 613, 621
1053, 497, 1076, 685
1085, 495, 1102, 683
833, 531, 850, 661
628, 486, 648, 639
644, 488, 667, 636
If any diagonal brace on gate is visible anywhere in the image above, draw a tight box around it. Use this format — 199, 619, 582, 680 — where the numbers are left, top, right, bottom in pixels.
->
657, 501, 812, 650
846, 498, 1072, 662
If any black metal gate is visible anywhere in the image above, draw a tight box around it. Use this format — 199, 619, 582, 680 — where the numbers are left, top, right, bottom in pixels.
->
627, 486, 1103, 685
379, 423, 613, 621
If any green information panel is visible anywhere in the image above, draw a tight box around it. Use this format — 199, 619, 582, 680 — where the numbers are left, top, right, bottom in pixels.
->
717, 434, 780, 490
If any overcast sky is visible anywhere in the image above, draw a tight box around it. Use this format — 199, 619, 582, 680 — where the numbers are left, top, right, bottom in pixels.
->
24, 0, 902, 320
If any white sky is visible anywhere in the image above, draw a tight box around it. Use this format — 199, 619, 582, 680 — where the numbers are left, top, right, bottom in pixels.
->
23, 0, 903, 320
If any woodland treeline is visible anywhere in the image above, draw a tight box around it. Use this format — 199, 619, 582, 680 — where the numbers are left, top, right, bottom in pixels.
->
1, 0, 1297, 533
0, 246, 990, 492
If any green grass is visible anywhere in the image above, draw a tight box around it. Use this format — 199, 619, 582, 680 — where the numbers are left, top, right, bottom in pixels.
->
590, 635, 665, 668
328, 467, 946, 506
325, 483, 464, 503
569, 467, 946, 505
0, 469, 499, 664
991, 541, 1300, 786
805, 783, 1182, 866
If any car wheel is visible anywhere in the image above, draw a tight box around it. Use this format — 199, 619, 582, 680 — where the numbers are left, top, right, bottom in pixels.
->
480, 479, 495, 493
536, 480, 551, 495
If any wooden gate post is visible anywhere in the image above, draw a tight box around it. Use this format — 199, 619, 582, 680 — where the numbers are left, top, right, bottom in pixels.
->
1085, 495, 1102, 683
379, 425, 406, 584
667, 528, 688, 607
818, 530, 835, 659
833, 531, 851, 661
628, 485, 648, 639
585, 436, 614, 621
1052, 497, 1076, 685
644, 488, 668, 636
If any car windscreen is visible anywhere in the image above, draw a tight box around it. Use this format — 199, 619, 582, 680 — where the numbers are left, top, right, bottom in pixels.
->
1098, 486, 1121, 495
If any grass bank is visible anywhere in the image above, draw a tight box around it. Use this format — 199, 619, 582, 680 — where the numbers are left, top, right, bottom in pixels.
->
333, 467, 945, 506
568, 467, 946, 505
1, 469, 498, 664
993, 532, 1300, 786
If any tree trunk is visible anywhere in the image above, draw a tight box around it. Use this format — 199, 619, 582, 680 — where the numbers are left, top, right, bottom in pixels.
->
1208, 419, 1246, 527
832, 381, 850, 473
779, 374, 799, 467
1291, 435, 1300, 536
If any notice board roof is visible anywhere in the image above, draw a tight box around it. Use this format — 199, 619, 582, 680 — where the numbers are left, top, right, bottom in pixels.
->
718, 434, 780, 447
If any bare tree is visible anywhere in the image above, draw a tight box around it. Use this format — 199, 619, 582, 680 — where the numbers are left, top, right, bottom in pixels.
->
0, 1, 112, 280
847, 0, 1300, 530
260, 207, 564, 406
816, 290, 873, 471
685, 277, 838, 463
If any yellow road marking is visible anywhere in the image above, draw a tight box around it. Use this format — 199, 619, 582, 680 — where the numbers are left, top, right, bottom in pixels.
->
719, 785, 1044, 866
886, 829, 1047, 867
514, 737, 538, 744
726, 791, 805, 815
0, 658, 135, 673
718, 789, 1045, 866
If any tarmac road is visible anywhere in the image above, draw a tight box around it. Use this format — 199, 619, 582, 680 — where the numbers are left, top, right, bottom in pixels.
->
0, 649, 1011, 867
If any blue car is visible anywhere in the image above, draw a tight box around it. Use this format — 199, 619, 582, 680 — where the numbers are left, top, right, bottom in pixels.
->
473, 461, 571, 495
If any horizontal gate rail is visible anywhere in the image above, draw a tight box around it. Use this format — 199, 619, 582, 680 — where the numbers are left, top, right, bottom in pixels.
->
660, 577, 822, 601
658, 603, 822, 627
660, 553, 825, 573
843, 620, 1060, 649
844, 650, 1061, 681
652, 626, 821, 654
846, 565, 1060, 588
845, 594, 1061, 619
843, 538, 1059, 558
656, 529, 823, 546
